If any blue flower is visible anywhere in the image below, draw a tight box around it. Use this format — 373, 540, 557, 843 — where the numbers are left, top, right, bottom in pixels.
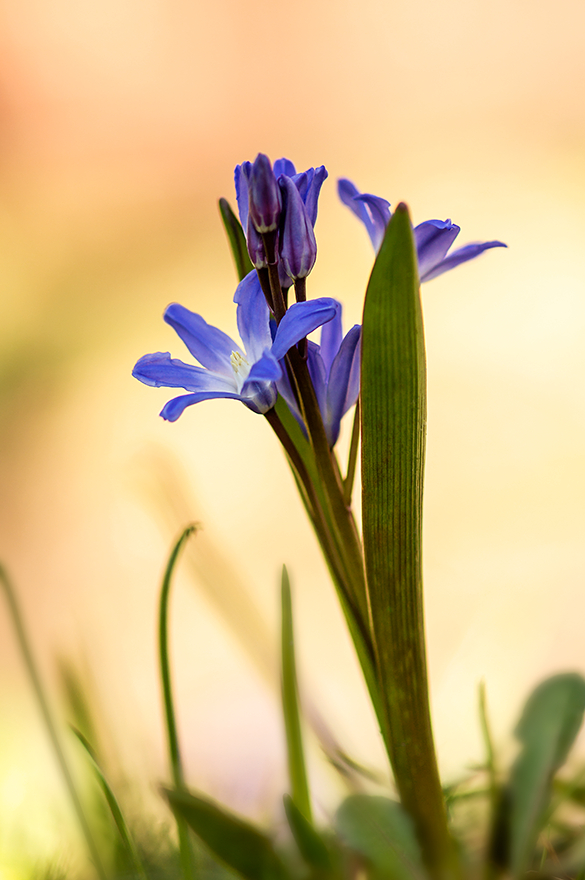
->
133, 271, 339, 421
338, 178, 506, 281
235, 156, 328, 286
278, 306, 361, 447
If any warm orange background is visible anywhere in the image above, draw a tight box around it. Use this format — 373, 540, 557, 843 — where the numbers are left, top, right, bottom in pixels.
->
1, 0, 585, 871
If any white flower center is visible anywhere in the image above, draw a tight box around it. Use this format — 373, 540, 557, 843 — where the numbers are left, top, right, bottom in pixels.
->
230, 350, 251, 391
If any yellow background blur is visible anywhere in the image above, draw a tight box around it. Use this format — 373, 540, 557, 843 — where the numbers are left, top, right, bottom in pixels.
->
1, 0, 585, 871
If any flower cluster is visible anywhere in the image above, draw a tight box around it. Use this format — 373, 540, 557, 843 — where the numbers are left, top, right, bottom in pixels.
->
133, 153, 505, 445
235, 155, 327, 286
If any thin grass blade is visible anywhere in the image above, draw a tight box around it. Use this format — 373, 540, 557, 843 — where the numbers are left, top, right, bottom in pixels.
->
0, 563, 108, 880
71, 726, 148, 880
159, 524, 199, 880
281, 567, 311, 823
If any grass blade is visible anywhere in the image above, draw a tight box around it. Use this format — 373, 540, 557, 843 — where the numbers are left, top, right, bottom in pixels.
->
281, 567, 311, 823
71, 726, 148, 880
159, 524, 199, 880
0, 563, 108, 880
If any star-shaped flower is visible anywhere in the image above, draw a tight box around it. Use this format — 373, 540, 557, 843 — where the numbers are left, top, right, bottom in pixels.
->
133, 271, 339, 421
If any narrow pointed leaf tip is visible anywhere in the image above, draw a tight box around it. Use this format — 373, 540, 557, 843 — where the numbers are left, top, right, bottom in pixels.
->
164, 787, 289, 880
339, 177, 506, 281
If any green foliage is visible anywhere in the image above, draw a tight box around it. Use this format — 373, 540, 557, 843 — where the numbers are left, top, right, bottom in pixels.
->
71, 727, 148, 880
360, 206, 454, 876
164, 788, 289, 880
219, 198, 254, 281
281, 567, 312, 823
336, 795, 425, 880
283, 795, 333, 873
158, 525, 200, 880
506, 673, 585, 877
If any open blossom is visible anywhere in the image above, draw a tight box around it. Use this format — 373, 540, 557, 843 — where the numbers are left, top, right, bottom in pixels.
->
278, 306, 361, 447
132, 271, 339, 421
338, 178, 506, 281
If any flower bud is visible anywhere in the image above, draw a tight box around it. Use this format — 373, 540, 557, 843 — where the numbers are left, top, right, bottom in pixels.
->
246, 217, 268, 268
248, 154, 282, 233
278, 176, 317, 280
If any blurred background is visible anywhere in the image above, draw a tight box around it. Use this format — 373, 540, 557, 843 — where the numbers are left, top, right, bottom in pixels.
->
0, 0, 584, 872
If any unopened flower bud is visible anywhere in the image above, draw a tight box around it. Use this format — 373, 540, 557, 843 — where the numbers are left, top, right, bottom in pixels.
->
248, 154, 282, 233
279, 176, 317, 280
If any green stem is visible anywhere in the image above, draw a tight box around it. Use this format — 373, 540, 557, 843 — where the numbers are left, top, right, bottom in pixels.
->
264, 406, 386, 754
0, 564, 108, 880
285, 348, 371, 627
159, 526, 199, 880
343, 401, 360, 506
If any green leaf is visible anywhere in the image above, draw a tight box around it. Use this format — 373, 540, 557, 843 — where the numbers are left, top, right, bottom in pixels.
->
219, 197, 253, 281
159, 524, 199, 880
164, 787, 289, 880
71, 727, 148, 880
283, 795, 332, 871
281, 567, 312, 823
508, 672, 585, 877
360, 205, 453, 874
336, 795, 425, 880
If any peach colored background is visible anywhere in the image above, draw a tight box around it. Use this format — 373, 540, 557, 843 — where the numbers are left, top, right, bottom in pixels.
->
1, 0, 585, 872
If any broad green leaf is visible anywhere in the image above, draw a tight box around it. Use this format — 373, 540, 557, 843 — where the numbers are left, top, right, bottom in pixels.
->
508, 672, 585, 877
336, 795, 425, 880
360, 205, 453, 871
164, 787, 289, 880
283, 795, 332, 871
219, 197, 253, 281
281, 568, 312, 822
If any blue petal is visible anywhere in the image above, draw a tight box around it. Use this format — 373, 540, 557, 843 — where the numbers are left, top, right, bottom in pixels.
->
414, 220, 460, 280
276, 368, 304, 430
337, 179, 391, 251
133, 352, 236, 392
271, 298, 339, 360
273, 158, 296, 178
291, 170, 311, 202
234, 162, 251, 229
240, 351, 281, 413
164, 304, 241, 377
306, 342, 327, 420
420, 240, 507, 282
304, 165, 328, 227
325, 325, 361, 447
278, 176, 317, 279
244, 350, 282, 384
338, 179, 374, 239
320, 306, 343, 375
354, 194, 391, 251
161, 390, 244, 422
234, 271, 272, 361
